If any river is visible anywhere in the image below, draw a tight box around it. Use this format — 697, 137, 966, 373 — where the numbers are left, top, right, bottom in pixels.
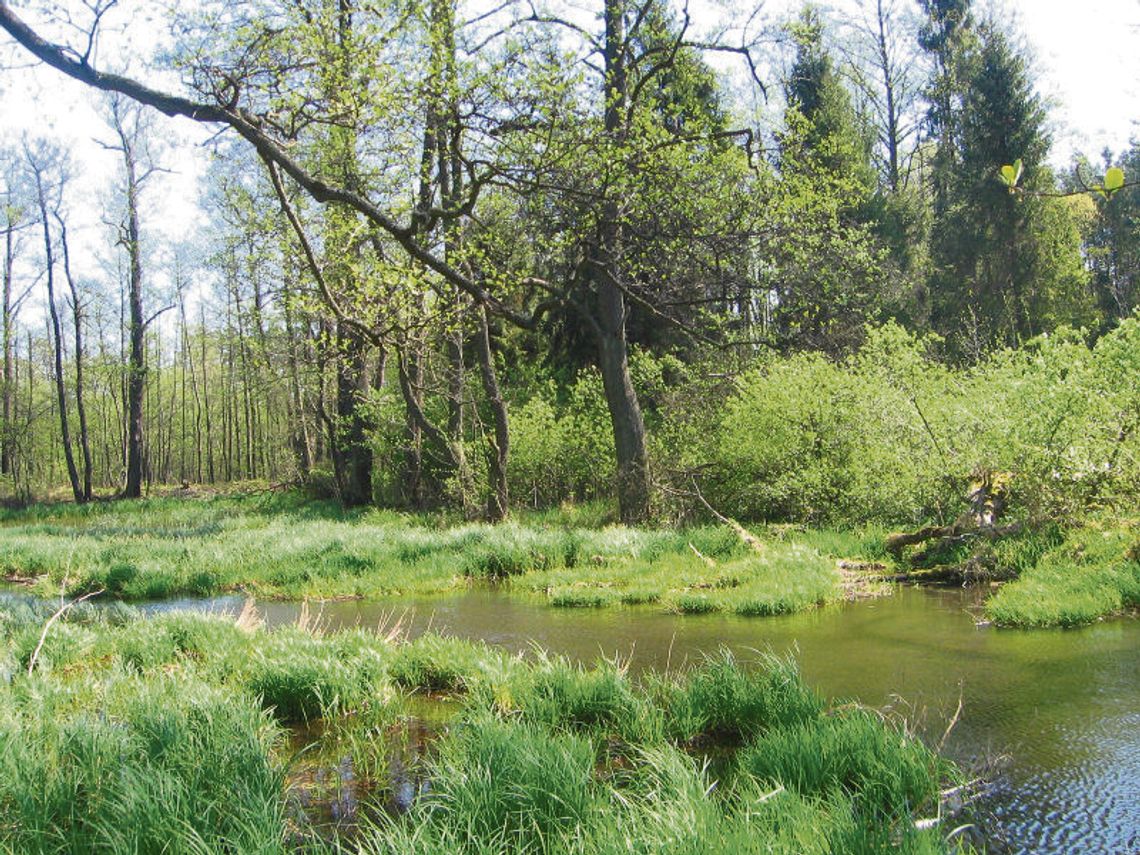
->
6, 583, 1138, 853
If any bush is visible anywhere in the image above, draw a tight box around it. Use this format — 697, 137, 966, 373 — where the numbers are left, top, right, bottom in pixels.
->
707, 320, 1140, 526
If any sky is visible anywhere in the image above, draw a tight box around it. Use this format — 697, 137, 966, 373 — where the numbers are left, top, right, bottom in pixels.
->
1, 0, 1138, 284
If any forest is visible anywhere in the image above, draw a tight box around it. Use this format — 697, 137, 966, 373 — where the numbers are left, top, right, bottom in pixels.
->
1, 0, 1139, 853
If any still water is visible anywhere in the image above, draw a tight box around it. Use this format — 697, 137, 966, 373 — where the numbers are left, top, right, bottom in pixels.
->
11, 583, 1140, 853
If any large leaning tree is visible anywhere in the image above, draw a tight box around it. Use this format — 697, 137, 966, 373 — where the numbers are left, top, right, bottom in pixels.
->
0, 0, 765, 522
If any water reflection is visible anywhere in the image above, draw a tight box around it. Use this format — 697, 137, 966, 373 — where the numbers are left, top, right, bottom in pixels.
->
241, 587, 1140, 855
3, 583, 1137, 853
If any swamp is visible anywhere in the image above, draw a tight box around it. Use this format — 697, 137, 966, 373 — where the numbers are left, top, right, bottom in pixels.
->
2, 0, 1140, 851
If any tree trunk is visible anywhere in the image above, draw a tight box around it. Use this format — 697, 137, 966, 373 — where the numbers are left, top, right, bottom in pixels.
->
116, 121, 147, 499
58, 217, 93, 500
32, 166, 82, 502
283, 287, 313, 477
400, 339, 425, 509
594, 0, 651, 523
476, 303, 509, 521
1, 205, 15, 477
332, 323, 373, 506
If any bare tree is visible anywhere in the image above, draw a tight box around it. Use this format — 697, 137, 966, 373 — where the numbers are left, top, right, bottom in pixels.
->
24, 139, 83, 502
57, 212, 93, 500
839, 0, 924, 192
103, 94, 162, 498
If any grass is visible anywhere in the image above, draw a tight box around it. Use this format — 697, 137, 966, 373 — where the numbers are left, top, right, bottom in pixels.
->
8, 488, 1137, 628
0, 607, 968, 854
0, 671, 287, 855
984, 523, 1140, 627
656, 650, 825, 743
532, 546, 840, 617
0, 492, 845, 618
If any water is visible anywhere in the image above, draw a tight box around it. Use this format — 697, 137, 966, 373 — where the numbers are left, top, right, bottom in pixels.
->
4, 583, 1138, 853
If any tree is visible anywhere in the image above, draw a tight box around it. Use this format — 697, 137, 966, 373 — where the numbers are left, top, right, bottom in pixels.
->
0, 0, 763, 520
917, 0, 975, 216
783, 7, 876, 196
24, 139, 85, 502
1, 152, 32, 478
1080, 145, 1140, 325
57, 209, 94, 500
762, 8, 885, 354
929, 24, 1092, 352
842, 0, 924, 194
104, 95, 160, 498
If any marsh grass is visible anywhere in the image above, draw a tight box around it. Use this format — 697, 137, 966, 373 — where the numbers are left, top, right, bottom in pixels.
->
0, 607, 964, 855
985, 525, 1140, 626
656, 650, 824, 743
734, 709, 947, 820
534, 545, 840, 617
1, 493, 843, 618
0, 671, 287, 855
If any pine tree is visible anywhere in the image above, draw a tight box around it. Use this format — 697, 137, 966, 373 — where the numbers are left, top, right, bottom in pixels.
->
783, 8, 876, 195
931, 25, 1092, 353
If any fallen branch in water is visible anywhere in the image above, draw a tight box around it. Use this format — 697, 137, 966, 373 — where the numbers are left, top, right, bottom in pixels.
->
27, 588, 105, 675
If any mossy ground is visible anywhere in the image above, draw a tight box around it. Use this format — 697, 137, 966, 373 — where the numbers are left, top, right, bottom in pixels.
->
0, 605, 968, 854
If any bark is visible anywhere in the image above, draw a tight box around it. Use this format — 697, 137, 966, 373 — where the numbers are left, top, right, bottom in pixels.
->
475, 303, 509, 521
58, 217, 92, 500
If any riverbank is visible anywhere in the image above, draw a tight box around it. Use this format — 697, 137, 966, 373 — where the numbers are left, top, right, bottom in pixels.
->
0, 493, 850, 617
0, 604, 963, 854
983, 522, 1140, 627
2, 492, 1137, 626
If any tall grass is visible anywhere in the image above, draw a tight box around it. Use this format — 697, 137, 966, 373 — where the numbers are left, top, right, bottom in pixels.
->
656, 650, 824, 743
1, 493, 844, 619
0, 672, 287, 854
985, 526, 1140, 626
0, 600, 965, 853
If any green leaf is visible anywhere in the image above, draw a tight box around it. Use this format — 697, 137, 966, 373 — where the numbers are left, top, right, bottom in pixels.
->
1104, 167, 1125, 192
999, 159, 1024, 190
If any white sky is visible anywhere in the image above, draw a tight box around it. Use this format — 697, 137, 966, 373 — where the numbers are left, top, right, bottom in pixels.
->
1, 0, 1138, 286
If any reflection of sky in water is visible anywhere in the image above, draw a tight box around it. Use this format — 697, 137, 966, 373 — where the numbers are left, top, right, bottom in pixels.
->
4, 584, 1137, 853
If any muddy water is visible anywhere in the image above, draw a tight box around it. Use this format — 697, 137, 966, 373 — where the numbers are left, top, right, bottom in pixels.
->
6, 583, 1139, 853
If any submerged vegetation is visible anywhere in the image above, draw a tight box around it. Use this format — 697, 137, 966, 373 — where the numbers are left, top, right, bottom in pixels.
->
0, 605, 966, 854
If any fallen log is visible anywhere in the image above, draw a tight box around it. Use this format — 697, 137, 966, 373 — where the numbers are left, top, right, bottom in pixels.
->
885, 524, 961, 557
